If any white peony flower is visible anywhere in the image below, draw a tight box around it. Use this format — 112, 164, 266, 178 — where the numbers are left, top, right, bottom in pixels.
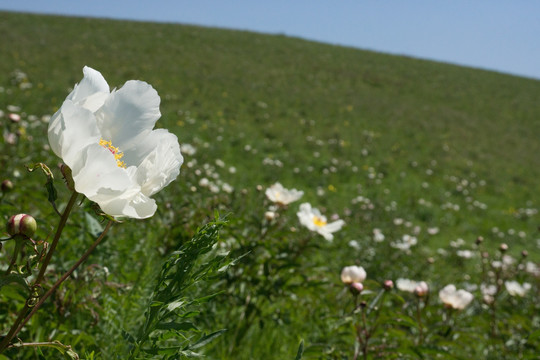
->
439, 284, 474, 310
505, 281, 532, 297
340, 265, 367, 284
296, 202, 344, 241
48, 66, 183, 219
265, 182, 304, 206
396, 278, 419, 292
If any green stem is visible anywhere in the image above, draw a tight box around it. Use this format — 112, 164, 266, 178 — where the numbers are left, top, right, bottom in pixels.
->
4, 237, 23, 275
0, 191, 78, 353
13, 220, 114, 344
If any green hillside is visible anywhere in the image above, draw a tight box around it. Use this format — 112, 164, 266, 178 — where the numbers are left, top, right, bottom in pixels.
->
1, 11, 539, 359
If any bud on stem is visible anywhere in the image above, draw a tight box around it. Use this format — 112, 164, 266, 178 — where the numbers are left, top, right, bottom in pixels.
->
7, 214, 37, 238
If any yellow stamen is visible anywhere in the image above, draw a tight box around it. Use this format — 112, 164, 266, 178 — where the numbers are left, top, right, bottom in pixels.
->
99, 138, 126, 168
313, 216, 327, 227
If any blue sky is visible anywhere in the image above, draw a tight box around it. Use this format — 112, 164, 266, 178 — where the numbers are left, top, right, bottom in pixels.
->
2, 0, 539, 80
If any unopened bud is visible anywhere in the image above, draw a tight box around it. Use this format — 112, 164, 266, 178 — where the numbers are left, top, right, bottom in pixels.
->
7, 214, 37, 238
349, 282, 364, 295
521, 250, 528, 258
383, 280, 394, 290
475, 236, 484, 245
499, 243, 508, 253
1, 179, 13, 193
8, 113, 21, 123
414, 281, 429, 297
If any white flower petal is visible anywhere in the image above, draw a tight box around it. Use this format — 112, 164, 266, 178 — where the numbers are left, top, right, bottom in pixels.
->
67, 66, 109, 104
95, 80, 161, 153
71, 144, 133, 197
48, 101, 101, 165
134, 130, 183, 196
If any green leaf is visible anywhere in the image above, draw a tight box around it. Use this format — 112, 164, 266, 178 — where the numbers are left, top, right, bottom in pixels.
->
155, 321, 198, 332
84, 213, 103, 238
0, 273, 30, 292
295, 339, 304, 360
186, 329, 227, 350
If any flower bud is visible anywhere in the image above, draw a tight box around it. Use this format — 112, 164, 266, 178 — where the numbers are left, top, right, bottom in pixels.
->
7, 214, 37, 238
521, 250, 528, 258
8, 113, 21, 123
475, 236, 484, 245
499, 243, 508, 253
383, 279, 394, 290
349, 282, 364, 295
1, 179, 13, 193
414, 281, 429, 297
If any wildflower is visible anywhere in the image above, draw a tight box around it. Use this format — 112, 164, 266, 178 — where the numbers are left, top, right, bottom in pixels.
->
414, 281, 429, 297
340, 265, 367, 284
297, 202, 344, 241
396, 279, 428, 297
265, 182, 303, 206
439, 284, 473, 310
373, 228, 385, 242
505, 281, 532, 297
180, 143, 196, 156
48, 66, 182, 218
480, 283, 497, 304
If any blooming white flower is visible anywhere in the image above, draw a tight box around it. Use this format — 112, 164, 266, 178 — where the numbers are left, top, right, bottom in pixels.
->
396, 278, 419, 292
265, 182, 303, 206
48, 66, 183, 219
505, 281, 532, 297
439, 284, 474, 310
180, 143, 196, 156
296, 202, 344, 241
340, 265, 367, 284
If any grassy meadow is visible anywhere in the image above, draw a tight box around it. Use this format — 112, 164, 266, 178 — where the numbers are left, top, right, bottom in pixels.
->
1, 11, 539, 359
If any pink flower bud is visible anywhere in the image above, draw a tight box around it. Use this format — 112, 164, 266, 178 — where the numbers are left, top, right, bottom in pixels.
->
1, 179, 13, 193
350, 282, 364, 295
7, 214, 37, 238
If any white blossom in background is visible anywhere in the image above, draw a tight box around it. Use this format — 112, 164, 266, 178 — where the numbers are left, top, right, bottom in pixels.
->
439, 284, 474, 310
180, 143, 196, 156
297, 202, 344, 241
480, 283, 497, 304
48, 66, 183, 218
505, 281, 532, 297
340, 265, 367, 284
373, 228, 385, 242
396, 278, 418, 293
265, 182, 303, 206
391, 234, 417, 251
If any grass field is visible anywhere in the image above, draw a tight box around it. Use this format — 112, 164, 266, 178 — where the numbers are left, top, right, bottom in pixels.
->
1, 11, 539, 359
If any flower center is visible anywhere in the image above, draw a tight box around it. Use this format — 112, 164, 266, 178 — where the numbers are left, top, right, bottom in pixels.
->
99, 138, 126, 168
313, 216, 327, 227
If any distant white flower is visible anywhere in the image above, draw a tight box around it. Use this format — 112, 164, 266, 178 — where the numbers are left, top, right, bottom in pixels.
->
427, 227, 439, 235
391, 234, 417, 250
505, 281, 532, 297
396, 278, 418, 293
180, 143, 196, 156
439, 284, 474, 310
373, 228, 385, 242
480, 283, 497, 304
340, 265, 367, 284
456, 250, 474, 259
265, 182, 303, 206
48, 66, 182, 218
297, 202, 344, 241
